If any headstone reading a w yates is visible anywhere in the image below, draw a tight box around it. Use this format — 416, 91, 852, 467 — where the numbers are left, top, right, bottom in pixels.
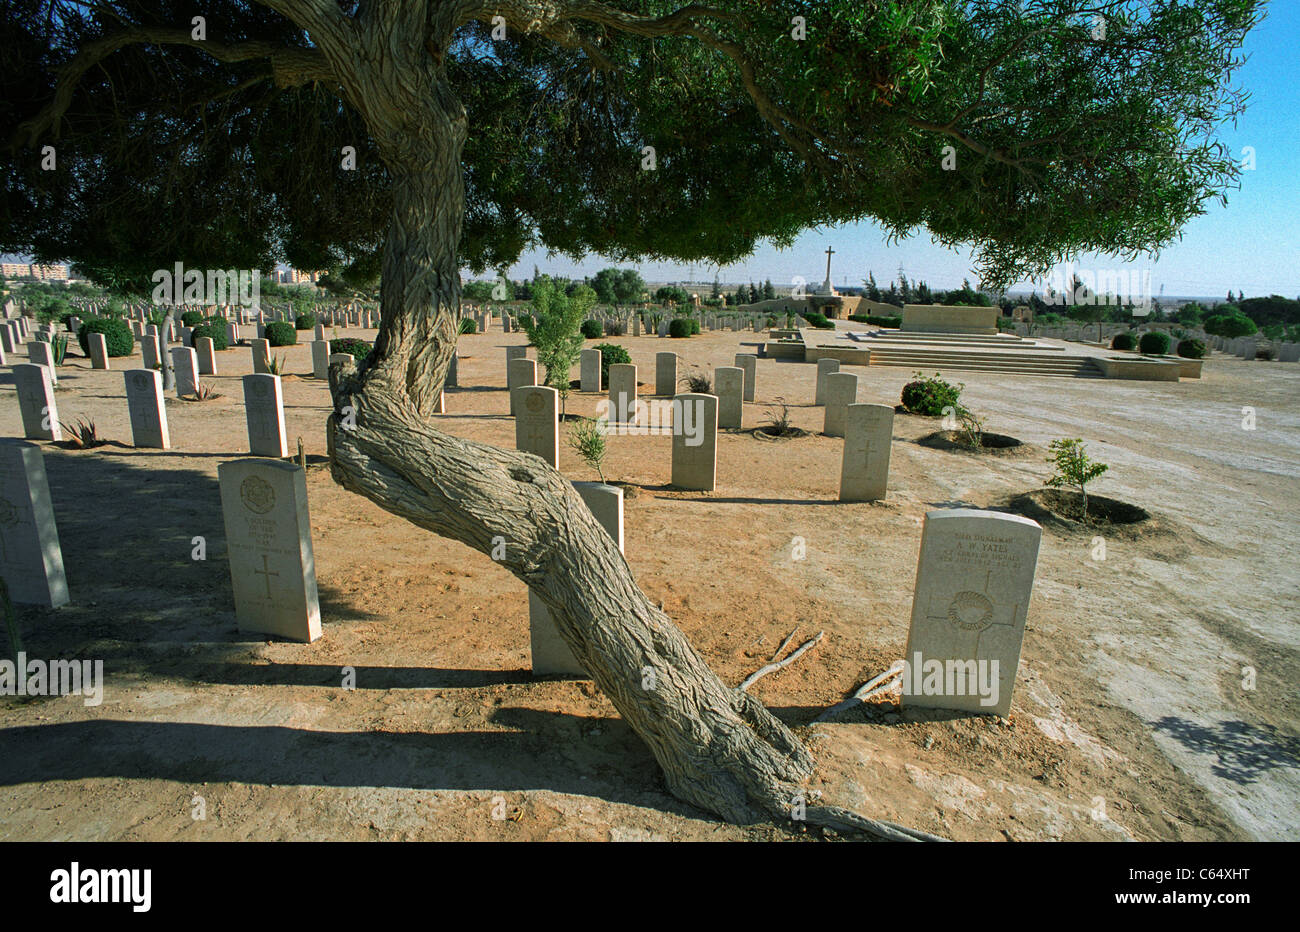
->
839, 403, 894, 502
124, 369, 170, 449
822, 371, 858, 438
243, 373, 288, 457
530, 481, 624, 676
13, 364, 61, 442
0, 439, 70, 607
655, 352, 677, 396
171, 346, 199, 397
218, 458, 322, 642
671, 393, 718, 491
580, 348, 601, 393
901, 509, 1042, 717
515, 385, 559, 468
714, 366, 743, 429
507, 357, 538, 417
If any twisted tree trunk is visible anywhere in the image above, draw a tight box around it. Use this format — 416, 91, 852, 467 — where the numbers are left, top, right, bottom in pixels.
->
322, 60, 817, 825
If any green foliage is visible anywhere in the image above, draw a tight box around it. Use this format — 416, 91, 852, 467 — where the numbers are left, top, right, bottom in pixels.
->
594, 342, 630, 384
1204, 313, 1257, 338
295, 312, 317, 330
803, 311, 835, 329
1046, 438, 1109, 519
956, 406, 985, 451
459, 317, 478, 334
180, 310, 204, 327
901, 371, 963, 417
76, 316, 133, 357
522, 278, 594, 403
1177, 339, 1206, 359
580, 319, 603, 340
849, 314, 902, 328
654, 285, 691, 307
330, 337, 372, 364
591, 268, 646, 306
1138, 331, 1170, 355
668, 318, 692, 338
190, 322, 229, 351
1111, 332, 1136, 351
50, 334, 68, 365
568, 417, 607, 482
265, 321, 297, 346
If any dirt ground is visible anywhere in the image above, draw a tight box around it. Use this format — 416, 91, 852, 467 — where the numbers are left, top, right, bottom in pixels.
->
0, 322, 1296, 841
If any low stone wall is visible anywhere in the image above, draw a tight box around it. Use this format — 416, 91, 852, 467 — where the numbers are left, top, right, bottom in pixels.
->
804, 345, 872, 366
1095, 355, 1182, 381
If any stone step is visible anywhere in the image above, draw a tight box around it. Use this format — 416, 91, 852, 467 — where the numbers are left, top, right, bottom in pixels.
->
866, 350, 1101, 378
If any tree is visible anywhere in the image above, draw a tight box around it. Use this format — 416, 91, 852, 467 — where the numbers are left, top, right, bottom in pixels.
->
865, 272, 880, 302
522, 277, 592, 418
762, 278, 775, 301
3, 0, 1260, 835
590, 268, 621, 306
1046, 439, 1109, 520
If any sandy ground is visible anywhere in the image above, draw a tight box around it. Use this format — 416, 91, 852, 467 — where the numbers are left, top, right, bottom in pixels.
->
0, 322, 1295, 841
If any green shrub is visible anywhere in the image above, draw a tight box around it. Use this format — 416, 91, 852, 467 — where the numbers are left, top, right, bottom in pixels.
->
668, 318, 692, 338
1204, 313, 1257, 338
900, 371, 963, 417
190, 322, 229, 351
580, 319, 603, 340
180, 310, 204, 327
1177, 339, 1206, 359
330, 337, 372, 364
803, 311, 835, 329
295, 312, 317, 330
594, 342, 630, 383
459, 317, 477, 334
1110, 332, 1136, 350
265, 321, 297, 346
76, 316, 134, 357
849, 314, 903, 328
1138, 331, 1170, 355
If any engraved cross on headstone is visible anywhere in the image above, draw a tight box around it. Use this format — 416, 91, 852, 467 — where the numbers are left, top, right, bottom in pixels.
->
254, 553, 280, 599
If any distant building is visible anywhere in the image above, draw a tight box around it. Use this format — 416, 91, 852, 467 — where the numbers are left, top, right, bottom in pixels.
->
1, 262, 70, 281
281, 268, 324, 285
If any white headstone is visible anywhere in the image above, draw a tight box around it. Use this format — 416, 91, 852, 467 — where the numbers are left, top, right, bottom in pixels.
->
508, 357, 538, 417
655, 352, 677, 396
13, 364, 60, 441
815, 358, 840, 406
515, 385, 559, 468
0, 439, 70, 607
124, 369, 170, 449
218, 458, 322, 642
607, 363, 637, 423
242, 373, 288, 457
529, 481, 624, 676
28, 341, 57, 384
311, 340, 330, 379
171, 346, 199, 397
839, 404, 894, 502
580, 348, 601, 393
733, 354, 757, 402
822, 371, 858, 437
715, 366, 743, 429
195, 336, 217, 375
902, 509, 1042, 717
251, 338, 271, 374
671, 393, 718, 491
88, 331, 110, 370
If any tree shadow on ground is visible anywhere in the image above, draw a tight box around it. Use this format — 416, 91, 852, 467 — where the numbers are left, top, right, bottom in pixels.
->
1150, 716, 1300, 785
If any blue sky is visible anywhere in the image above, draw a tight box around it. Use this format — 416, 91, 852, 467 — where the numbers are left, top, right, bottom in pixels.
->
502, 3, 1299, 299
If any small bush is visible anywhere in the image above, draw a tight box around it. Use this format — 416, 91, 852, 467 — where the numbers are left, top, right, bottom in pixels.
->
568, 417, 608, 482
606, 320, 627, 336
180, 310, 204, 327
900, 371, 963, 417
330, 337, 372, 365
679, 370, 711, 393
265, 321, 297, 346
1204, 313, 1257, 338
295, 312, 317, 331
803, 311, 835, 329
687, 318, 701, 335
1256, 346, 1277, 361
580, 319, 602, 339
594, 342, 630, 383
1110, 332, 1136, 351
190, 322, 229, 351
668, 318, 692, 338
459, 317, 477, 334
76, 317, 134, 357
1177, 339, 1206, 359
1138, 331, 1170, 355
